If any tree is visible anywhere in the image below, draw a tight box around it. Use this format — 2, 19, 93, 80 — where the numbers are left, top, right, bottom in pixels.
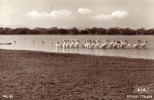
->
0, 27, 153, 35
136, 28, 145, 35
89, 27, 98, 34
80, 30, 89, 34
0, 27, 5, 34
107, 28, 119, 35
14, 28, 29, 34
58, 28, 68, 34
69, 27, 79, 35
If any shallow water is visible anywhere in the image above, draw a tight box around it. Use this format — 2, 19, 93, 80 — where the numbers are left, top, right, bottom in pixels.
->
0, 35, 154, 59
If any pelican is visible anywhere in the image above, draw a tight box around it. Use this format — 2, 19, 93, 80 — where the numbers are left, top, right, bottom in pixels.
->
116, 40, 121, 48
133, 43, 140, 49
59, 42, 63, 48
55, 41, 60, 48
113, 42, 118, 49
89, 40, 95, 49
74, 40, 80, 48
85, 40, 91, 48
100, 40, 108, 49
70, 40, 75, 48
124, 40, 131, 48
133, 40, 141, 49
94, 40, 100, 48
108, 40, 115, 49
65, 40, 70, 48
120, 40, 128, 49
101, 43, 108, 49
62, 40, 67, 48
82, 40, 87, 48
140, 40, 148, 49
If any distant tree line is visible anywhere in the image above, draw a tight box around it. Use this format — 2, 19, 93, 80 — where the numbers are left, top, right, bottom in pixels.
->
0, 27, 154, 35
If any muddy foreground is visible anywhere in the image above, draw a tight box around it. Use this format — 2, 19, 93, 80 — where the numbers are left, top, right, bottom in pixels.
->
0, 50, 154, 100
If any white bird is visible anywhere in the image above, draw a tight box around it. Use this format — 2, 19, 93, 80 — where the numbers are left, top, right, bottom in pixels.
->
101, 43, 108, 49
85, 40, 91, 48
108, 40, 115, 49
55, 41, 60, 48
82, 40, 87, 48
74, 40, 80, 48
62, 40, 67, 48
100, 40, 109, 49
69, 40, 75, 48
133, 41, 141, 49
66, 40, 71, 48
140, 40, 148, 49
59, 42, 63, 48
113, 42, 118, 49
89, 40, 95, 49
120, 40, 128, 49
94, 40, 100, 48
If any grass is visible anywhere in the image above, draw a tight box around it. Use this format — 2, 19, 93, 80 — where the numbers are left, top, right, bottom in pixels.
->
0, 50, 154, 100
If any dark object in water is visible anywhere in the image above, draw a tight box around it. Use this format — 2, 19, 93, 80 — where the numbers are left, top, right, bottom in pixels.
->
0, 43, 12, 45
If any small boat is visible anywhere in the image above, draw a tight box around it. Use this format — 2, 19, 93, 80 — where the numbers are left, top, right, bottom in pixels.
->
0, 43, 12, 45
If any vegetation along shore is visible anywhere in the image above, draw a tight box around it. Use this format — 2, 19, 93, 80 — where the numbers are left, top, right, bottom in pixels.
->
0, 27, 154, 35
0, 50, 154, 100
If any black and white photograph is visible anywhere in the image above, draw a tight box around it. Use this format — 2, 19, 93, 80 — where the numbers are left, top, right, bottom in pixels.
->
0, 0, 154, 99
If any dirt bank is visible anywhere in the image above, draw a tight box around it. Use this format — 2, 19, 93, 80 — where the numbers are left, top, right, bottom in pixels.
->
0, 50, 154, 100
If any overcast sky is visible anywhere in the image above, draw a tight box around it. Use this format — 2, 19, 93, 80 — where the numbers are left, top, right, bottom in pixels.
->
0, 0, 154, 29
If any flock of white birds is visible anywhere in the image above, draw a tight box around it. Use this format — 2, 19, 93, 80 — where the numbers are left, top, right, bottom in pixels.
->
54, 39, 148, 49
12, 39, 148, 49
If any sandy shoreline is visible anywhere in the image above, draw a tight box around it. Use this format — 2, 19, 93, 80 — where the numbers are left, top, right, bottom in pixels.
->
0, 49, 154, 100
0, 48, 154, 60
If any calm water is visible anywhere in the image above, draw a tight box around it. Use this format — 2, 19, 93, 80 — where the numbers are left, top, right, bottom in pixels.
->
0, 35, 154, 59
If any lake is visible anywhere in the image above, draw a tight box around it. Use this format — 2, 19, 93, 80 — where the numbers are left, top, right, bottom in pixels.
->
0, 35, 154, 59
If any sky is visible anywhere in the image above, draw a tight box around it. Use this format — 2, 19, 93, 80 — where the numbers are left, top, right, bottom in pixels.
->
0, 0, 154, 29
